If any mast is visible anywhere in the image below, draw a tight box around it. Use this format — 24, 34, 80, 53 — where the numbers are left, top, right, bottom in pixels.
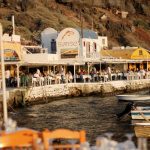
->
91, 0, 94, 31
80, 4, 83, 38
79, 1, 83, 59
12, 15, 15, 35
0, 23, 8, 124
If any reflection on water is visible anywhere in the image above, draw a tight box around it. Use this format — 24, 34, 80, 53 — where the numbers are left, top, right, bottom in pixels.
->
10, 90, 150, 143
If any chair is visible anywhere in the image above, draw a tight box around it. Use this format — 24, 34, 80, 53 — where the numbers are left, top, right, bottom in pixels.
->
39, 77, 45, 86
0, 129, 40, 149
47, 76, 53, 85
42, 129, 86, 150
32, 77, 37, 87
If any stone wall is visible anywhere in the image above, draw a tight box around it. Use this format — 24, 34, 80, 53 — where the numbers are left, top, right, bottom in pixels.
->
0, 79, 150, 107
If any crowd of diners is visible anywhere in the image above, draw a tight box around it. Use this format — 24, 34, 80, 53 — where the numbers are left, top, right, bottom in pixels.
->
1, 65, 150, 88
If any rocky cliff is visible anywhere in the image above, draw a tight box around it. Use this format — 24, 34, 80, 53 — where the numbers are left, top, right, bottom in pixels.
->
0, 0, 150, 48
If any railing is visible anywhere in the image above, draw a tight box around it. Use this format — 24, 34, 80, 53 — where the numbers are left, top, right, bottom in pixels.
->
1, 72, 150, 89
21, 72, 150, 87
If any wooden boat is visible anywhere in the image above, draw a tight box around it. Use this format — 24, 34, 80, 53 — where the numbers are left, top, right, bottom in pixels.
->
131, 107, 150, 120
116, 94, 150, 101
132, 119, 149, 124
134, 123, 150, 138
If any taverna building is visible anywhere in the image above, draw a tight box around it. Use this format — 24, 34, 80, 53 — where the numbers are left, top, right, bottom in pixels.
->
1, 26, 150, 88
41, 27, 108, 60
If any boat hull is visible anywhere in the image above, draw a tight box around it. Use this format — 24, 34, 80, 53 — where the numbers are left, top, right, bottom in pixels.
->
131, 112, 150, 119
134, 124, 150, 138
116, 95, 150, 101
131, 107, 150, 120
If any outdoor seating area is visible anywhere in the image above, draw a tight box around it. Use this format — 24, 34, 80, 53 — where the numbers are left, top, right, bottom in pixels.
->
24, 70, 150, 87
1, 69, 150, 89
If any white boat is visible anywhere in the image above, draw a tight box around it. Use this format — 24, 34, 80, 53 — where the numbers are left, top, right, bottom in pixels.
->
116, 95, 150, 101
131, 107, 150, 120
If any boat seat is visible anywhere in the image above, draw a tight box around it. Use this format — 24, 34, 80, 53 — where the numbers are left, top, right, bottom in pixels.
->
42, 128, 86, 150
0, 129, 40, 149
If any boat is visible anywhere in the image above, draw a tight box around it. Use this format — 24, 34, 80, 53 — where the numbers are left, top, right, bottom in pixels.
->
116, 94, 150, 101
134, 122, 150, 138
131, 107, 150, 120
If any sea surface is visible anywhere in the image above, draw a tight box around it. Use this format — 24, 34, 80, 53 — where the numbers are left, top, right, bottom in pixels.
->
10, 90, 150, 144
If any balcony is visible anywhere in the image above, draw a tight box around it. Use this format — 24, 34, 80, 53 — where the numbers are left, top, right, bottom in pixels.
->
22, 53, 59, 64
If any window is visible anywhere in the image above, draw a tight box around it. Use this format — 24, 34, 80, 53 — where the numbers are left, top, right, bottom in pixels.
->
86, 42, 90, 58
93, 42, 97, 51
102, 39, 105, 45
51, 39, 56, 54
139, 50, 143, 55
83, 41, 85, 47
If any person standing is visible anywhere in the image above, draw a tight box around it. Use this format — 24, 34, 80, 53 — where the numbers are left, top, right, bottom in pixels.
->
107, 65, 111, 81
5, 68, 10, 87
36, 69, 41, 77
60, 67, 65, 83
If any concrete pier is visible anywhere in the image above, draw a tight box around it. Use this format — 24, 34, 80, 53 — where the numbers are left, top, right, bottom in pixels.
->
0, 79, 150, 107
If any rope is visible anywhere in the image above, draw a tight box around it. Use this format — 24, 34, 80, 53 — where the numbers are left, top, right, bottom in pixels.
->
8, 103, 16, 112
134, 107, 150, 123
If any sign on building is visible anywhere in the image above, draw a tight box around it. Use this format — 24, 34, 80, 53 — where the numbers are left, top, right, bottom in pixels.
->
0, 42, 21, 61
57, 28, 80, 59
4, 49, 19, 61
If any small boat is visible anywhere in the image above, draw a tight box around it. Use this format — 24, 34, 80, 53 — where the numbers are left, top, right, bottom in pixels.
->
116, 94, 150, 101
131, 107, 150, 120
134, 122, 150, 138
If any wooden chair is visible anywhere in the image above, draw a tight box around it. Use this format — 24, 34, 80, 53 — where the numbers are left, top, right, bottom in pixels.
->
42, 129, 86, 150
0, 129, 40, 149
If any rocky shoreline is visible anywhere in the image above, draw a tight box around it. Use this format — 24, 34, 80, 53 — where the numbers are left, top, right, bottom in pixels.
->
0, 79, 150, 108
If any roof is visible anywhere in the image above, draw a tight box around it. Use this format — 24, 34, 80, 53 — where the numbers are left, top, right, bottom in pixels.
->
101, 48, 150, 61
101, 49, 135, 59
77, 29, 98, 39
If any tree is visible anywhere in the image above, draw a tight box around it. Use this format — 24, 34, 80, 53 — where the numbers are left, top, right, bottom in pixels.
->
4, 25, 13, 36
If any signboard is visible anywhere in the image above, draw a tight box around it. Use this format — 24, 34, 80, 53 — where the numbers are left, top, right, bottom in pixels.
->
57, 28, 80, 59
0, 41, 21, 61
4, 49, 19, 61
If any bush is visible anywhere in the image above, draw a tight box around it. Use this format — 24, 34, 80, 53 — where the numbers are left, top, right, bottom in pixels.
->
3, 24, 13, 35
117, 34, 130, 46
34, 18, 44, 31
133, 20, 150, 30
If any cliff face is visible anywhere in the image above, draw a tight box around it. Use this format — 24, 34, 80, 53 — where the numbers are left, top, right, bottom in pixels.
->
61, 0, 150, 48
0, 0, 150, 49
93, 0, 150, 15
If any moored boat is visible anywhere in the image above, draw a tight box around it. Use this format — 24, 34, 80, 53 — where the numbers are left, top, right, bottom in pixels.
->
116, 95, 150, 101
134, 122, 150, 138
131, 107, 150, 120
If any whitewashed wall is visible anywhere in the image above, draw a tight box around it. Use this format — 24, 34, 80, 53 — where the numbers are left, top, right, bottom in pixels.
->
41, 28, 58, 53
23, 53, 59, 63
